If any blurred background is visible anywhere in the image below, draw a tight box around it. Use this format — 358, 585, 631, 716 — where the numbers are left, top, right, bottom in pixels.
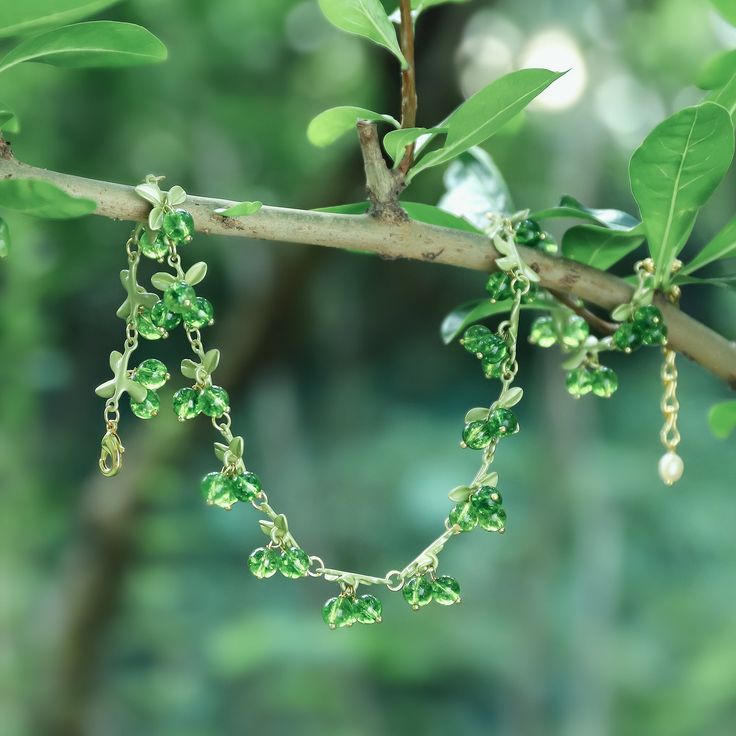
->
1, 1, 735, 735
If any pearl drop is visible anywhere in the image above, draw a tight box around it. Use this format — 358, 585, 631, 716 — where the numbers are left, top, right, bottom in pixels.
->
658, 451, 684, 486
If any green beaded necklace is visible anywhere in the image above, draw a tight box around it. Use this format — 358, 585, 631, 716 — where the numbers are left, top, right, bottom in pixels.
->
96, 178, 538, 629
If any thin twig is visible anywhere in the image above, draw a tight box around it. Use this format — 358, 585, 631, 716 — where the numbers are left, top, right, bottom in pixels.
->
0, 154, 735, 387
357, 121, 406, 221
397, 0, 417, 175
549, 288, 618, 336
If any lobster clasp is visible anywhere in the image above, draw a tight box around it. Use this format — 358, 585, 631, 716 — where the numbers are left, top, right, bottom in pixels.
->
99, 427, 124, 477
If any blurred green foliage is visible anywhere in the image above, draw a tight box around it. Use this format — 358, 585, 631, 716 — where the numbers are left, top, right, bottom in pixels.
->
1, 1, 735, 735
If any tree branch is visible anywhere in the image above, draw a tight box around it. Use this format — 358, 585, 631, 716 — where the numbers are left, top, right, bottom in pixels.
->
548, 289, 618, 336
357, 120, 406, 221
1, 153, 735, 386
397, 0, 417, 175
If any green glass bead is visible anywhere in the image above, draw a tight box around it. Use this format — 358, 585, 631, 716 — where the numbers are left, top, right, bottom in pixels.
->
634, 305, 668, 346
151, 300, 181, 330
183, 297, 214, 330
612, 322, 642, 353
591, 366, 618, 398
200, 471, 238, 509
529, 316, 557, 348
462, 420, 494, 450
134, 358, 169, 390
229, 471, 261, 502
482, 357, 505, 379
138, 229, 168, 260
561, 315, 589, 349
432, 575, 462, 606
566, 366, 594, 397
130, 388, 160, 419
536, 232, 558, 255
477, 504, 507, 532
136, 308, 166, 340
322, 596, 355, 629
514, 218, 543, 245
471, 486, 503, 516
197, 385, 230, 418
279, 547, 310, 578
461, 324, 493, 355
163, 209, 195, 244
487, 407, 519, 438
449, 500, 478, 532
353, 594, 382, 624
480, 334, 508, 364
248, 547, 280, 579
172, 387, 200, 421
402, 576, 433, 610
485, 272, 513, 302
163, 281, 196, 313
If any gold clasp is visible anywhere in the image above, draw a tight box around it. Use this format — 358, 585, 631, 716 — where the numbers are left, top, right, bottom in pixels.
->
99, 426, 124, 477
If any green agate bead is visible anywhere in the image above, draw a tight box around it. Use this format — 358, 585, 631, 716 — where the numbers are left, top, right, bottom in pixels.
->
613, 322, 642, 353
279, 547, 310, 578
322, 595, 355, 629
634, 306, 667, 346
353, 594, 382, 624
479, 334, 508, 364
477, 504, 506, 532
485, 272, 513, 303
231, 471, 261, 501
402, 576, 433, 610
487, 407, 519, 438
136, 308, 167, 340
561, 315, 589, 349
163, 209, 195, 244
566, 366, 593, 397
197, 385, 230, 418
130, 389, 160, 419
248, 547, 280, 579
471, 486, 503, 515
172, 387, 200, 421
529, 316, 557, 348
163, 281, 196, 313
591, 366, 618, 398
200, 471, 238, 509
138, 229, 168, 260
183, 297, 214, 330
462, 420, 494, 450
151, 301, 181, 330
514, 218, 543, 245
432, 575, 462, 605
449, 500, 478, 531
134, 358, 169, 390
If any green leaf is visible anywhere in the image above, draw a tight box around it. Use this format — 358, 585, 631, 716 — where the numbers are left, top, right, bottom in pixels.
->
629, 102, 735, 282
0, 105, 19, 132
318, 0, 407, 67
707, 73, 736, 120
401, 202, 482, 233
0, 178, 95, 218
409, 68, 565, 179
0, 21, 167, 75
532, 194, 640, 231
0, 217, 8, 257
561, 225, 645, 270
214, 200, 262, 217
697, 50, 736, 90
672, 273, 736, 290
307, 106, 399, 147
441, 297, 549, 344
438, 147, 513, 228
681, 215, 736, 274
0, 0, 122, 39
711, 0, 736, 26
316, 200, 481, 233
383, 127, 446, 163
708, 400, 736, 439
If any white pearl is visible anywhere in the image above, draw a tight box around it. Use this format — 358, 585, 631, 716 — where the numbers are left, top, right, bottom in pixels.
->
658, 452, 684, 486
